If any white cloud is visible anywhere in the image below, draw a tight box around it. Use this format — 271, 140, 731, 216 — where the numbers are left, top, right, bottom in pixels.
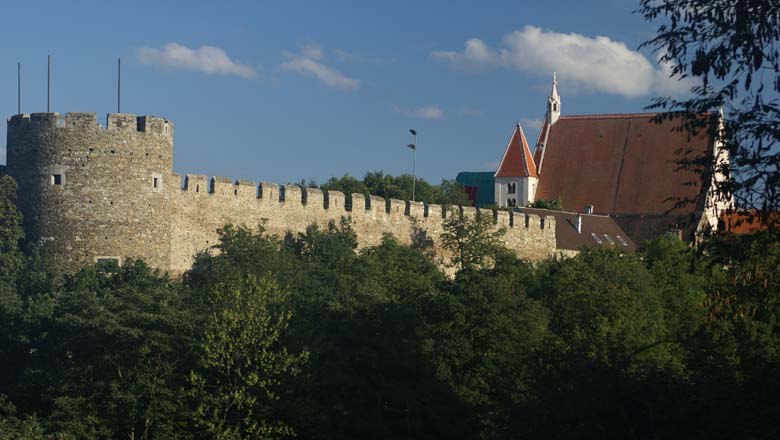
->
333, 48, 355, 62
431, 38, 498, 71
394, 105, 444, 120
138, 42, 256, 78
280, 51, 360, 91
333, 48, 389, 65
461, 107, 483, 117
300, 44, 325, 61
431, 25, 693, 98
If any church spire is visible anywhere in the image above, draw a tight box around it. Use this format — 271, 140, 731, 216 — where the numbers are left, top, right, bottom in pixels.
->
547, 72, 561, 125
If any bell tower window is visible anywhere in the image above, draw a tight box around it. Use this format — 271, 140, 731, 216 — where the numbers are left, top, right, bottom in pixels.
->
51, 174, 62, 185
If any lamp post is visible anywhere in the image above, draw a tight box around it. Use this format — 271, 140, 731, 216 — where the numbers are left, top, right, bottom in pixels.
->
408, 129, 417, 202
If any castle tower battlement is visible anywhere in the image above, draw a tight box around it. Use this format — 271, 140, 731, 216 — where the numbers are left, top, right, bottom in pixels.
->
7, 112, 557, 275
7, 112, 174, 273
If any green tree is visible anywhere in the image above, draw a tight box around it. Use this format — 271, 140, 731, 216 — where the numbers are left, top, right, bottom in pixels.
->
0, 176, 24, 314
44, 261, 193, 439
441, 210, 506, 270
319, 174, 370, 202
521, 248, 693, 438
322, 172, 471, 207
528, 198, 564, 211
0, 395, 45, 440
639, 0, 780, 230
431, 256, 548, 438
189, 275, 307, 440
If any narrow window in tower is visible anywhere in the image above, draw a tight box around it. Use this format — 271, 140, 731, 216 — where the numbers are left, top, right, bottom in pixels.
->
151, 173, 162, 192
51, 174, 62, 185
507, 182, 516, 194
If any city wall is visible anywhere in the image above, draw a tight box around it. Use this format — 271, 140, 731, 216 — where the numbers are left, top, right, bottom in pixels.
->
170, 174, 556, 273
6, 112, 557, 275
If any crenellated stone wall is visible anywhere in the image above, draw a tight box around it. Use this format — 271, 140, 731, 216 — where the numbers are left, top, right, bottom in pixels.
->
6, 112, 557, 275
169, 174, 556, 274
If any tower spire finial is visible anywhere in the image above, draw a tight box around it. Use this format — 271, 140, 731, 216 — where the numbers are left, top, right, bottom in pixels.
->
547, 72, 561, 125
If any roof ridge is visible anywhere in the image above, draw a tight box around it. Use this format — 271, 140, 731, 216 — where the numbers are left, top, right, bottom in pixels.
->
559, 112, 660, 120
521, 207, 611, 217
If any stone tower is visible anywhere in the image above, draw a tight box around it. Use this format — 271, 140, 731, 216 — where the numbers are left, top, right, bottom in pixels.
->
6, 112, 174, 273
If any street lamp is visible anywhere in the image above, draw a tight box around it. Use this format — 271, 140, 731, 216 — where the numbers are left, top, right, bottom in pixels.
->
408, 129, 417, 202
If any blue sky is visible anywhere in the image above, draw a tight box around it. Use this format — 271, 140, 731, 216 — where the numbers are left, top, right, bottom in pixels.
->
0, 0, 687, 184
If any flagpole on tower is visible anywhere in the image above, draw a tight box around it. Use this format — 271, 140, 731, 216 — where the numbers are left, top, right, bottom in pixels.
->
47, 55, 51, 113
17, 62, 21, 115
117, 58, 121, 113
408, 129, 417, 202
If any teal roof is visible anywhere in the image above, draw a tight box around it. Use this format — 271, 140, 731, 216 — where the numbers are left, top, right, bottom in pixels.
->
456, 171, 495, 207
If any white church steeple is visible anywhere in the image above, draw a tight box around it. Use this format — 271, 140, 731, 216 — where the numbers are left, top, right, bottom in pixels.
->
547, 72, 561, 125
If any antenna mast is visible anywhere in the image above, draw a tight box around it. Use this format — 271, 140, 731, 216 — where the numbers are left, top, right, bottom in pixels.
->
117, 58, 121, 113
47, 55, 51, 112
17, 62, 21, 115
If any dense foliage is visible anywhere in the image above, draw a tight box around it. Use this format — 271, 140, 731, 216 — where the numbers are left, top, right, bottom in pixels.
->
1, 174, 778, 439
2, 2, 779, 436
318, 172, 473, 207
527, 198, 564, 211
639, 0, 780, 230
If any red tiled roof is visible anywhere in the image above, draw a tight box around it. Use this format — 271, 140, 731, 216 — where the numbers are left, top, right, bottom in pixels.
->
533, 119, 548, 169
495, 123, 538, 178
534, 113, 714, 215
520, 207, 638, 252
719, 210, 775, 234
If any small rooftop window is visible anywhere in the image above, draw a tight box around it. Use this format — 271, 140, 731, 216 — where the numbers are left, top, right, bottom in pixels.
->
603, 234, 615, 245
616, 235, 628, 247
591, 232, 602, 244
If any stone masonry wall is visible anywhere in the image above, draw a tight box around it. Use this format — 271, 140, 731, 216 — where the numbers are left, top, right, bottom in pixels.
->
6, 112, 173, 274
7, 112, 557, 276
170, 174, 556, 274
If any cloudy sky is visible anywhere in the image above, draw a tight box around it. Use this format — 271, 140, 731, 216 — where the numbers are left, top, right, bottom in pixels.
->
0, 0, 688, 183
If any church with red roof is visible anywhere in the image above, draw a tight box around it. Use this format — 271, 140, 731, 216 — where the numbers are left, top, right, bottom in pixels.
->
494, 74, 730, 243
